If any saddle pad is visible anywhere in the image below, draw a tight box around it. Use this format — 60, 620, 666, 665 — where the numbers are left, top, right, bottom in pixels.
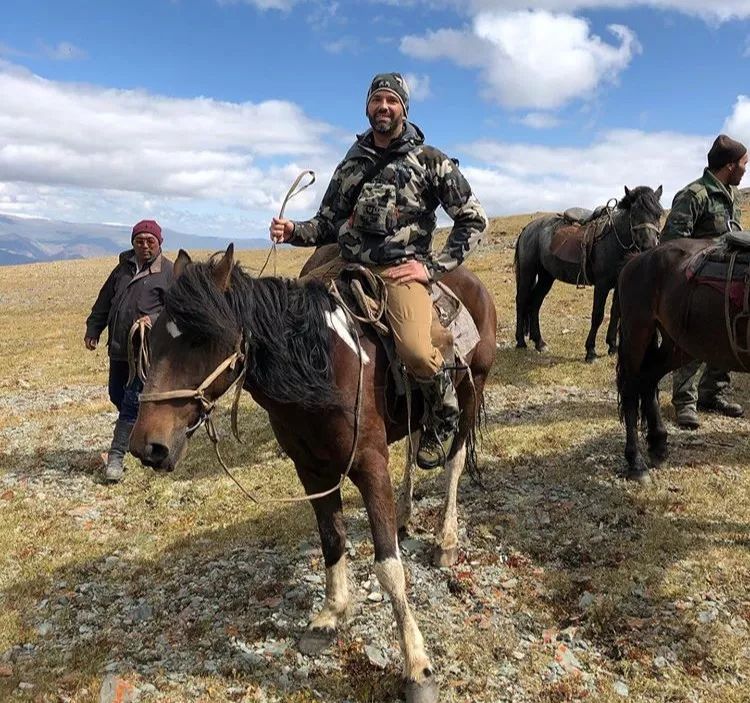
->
686, 244, 750, 309
432, 282, 480, 361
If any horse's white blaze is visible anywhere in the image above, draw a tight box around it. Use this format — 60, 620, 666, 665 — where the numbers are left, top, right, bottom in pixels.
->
438, 442, 466, 553
166, 320, 182, 338
310, 555, 349, 631
374, 557, 432, 682
325, 307, 370, 364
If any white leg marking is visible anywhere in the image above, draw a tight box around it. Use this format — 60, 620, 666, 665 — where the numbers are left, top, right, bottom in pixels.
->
325, 308, 371, 363
438, 442, 466, 554
166, 320, 182, 338
310, 555, 349, 631
396, 432, 419, 532
374, 557, 432, 682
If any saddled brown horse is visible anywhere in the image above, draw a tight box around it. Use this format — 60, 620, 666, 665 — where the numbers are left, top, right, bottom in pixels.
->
129, 243, 496, 702
617, 236, 748, 482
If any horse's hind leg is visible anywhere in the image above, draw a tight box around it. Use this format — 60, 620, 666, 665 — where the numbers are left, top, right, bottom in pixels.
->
352, 449, 437, 701
515, 264, 535, 349
434, 439, 466, 567
605, 287, 620, 356
529, 270, 554, 352
585, 282, 610, 362
296, 472, 349, 655
396, 432, 419, 538
641, 337, 674, 468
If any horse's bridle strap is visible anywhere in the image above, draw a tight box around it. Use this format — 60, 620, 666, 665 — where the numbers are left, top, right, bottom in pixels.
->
139, 351, 243, 408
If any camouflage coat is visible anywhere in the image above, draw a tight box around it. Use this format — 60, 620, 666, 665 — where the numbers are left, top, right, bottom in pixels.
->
661, 168, 742, 242
289, 122, 487, 279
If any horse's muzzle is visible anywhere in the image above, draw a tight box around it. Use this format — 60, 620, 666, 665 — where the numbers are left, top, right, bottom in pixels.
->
131, 441, 175, 471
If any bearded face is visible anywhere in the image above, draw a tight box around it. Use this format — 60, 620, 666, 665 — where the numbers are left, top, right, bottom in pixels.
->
367, 91, 405, 138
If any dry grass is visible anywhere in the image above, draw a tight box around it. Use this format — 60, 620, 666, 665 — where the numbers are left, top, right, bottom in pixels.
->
2, 210, 750, 702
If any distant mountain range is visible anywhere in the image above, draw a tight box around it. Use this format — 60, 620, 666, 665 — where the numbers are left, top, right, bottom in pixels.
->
0, 213, 268, 266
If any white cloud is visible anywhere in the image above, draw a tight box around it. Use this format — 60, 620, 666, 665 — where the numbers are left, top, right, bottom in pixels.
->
516, 112, 562, 129
0, 62, 339, 200
323, 37, 360, 54
459, 129, 713, 216
401, 11, 639, 109
218, 0, 299, 10
403, 73, 432, 101
723, 95, 750, 146
401, 0, 750, 23
42, 42, 87, 61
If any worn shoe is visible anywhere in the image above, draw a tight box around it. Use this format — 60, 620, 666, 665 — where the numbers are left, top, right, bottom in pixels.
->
416, 429, 454, 470
104, 418, 134, 483
675, 406, 700, 430
697, 398, 744, 418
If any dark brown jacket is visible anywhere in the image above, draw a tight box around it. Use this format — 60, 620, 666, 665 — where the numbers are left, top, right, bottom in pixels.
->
85, 250, 173, 360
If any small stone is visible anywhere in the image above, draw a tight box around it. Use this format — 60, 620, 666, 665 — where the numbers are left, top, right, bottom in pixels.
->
698, 609, 718, 624
0, 664, 12, 677
501, 578, 518, 589
653, 656, 668, 669
36, 621, 53, 636
578, 591, 595, 609
364, 645, 388, 669
367, 592, 383, 603
18, 682, 34, 690
99, 675, 136, 703
614, 680, 629, 697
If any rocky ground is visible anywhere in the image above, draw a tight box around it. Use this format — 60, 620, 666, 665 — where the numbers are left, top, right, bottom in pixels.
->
2, 379, 749, 703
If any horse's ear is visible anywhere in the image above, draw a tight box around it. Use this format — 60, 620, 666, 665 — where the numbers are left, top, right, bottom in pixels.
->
655, 185, 663, 199
213, 243, 234, 291
173, 249, 192, 280
624, 186, 631, 198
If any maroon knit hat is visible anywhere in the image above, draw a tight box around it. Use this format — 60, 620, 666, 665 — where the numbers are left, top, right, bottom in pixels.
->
131, 219, 163, 245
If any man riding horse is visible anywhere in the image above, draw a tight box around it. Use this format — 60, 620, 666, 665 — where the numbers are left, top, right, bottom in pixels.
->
269, 72, 488, 470
661, 134, 748, 429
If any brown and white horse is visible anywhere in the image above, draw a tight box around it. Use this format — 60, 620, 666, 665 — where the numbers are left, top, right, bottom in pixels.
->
129, 244, 496, 702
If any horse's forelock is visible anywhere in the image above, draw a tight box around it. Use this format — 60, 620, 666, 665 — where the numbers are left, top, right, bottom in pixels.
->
618, 186, 664, 219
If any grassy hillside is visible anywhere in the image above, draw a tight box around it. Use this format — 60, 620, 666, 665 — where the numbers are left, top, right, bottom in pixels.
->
1, 212, 749, 703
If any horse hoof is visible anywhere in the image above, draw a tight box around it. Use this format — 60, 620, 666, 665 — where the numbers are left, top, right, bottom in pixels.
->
433, 545, 459, 567
405, 674, 439, 703
535, 343, 548, 354
299, 627, 336, 655
628, 469, 652, 485
607, 345, 617, 356
398, 526, 410, 542
516, 340, 528, 349
585, 351, 597, 363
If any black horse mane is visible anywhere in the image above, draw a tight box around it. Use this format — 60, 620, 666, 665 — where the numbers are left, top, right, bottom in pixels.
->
617, 185, 664, 219
165, 259, 338, 410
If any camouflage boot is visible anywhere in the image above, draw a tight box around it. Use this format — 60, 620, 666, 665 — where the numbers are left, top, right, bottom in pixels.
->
416, 368, 460, 470
104, 418, 134, 483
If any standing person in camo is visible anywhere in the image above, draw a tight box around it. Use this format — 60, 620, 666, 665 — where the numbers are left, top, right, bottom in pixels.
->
84, 219, 173, 482
661, 134, 748, 429
269, 72, 488, 470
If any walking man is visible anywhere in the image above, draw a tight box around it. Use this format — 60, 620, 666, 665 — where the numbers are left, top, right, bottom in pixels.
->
85, 219, 173, 481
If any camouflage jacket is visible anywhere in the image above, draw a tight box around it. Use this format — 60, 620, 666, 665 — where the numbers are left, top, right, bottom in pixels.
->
289, 122, 487, 279
661, 168, 742, 242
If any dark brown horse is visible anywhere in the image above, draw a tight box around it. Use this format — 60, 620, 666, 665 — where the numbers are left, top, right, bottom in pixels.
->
128, 244, 496, 702
617, 237, 746, 482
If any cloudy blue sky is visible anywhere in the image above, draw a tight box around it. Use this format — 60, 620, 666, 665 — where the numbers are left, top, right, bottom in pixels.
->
1, 0, 749, 237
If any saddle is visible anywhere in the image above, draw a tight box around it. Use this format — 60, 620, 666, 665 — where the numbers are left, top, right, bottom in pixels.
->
332, 265, 480, 392
685, 232, 750, 364
549, 204, 616, 286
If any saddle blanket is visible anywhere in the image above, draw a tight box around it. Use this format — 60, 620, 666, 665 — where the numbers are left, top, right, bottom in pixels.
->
685, 240, 750, 310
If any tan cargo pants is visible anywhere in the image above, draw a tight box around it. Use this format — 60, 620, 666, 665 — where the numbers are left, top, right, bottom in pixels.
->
301, 255, 443, 379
